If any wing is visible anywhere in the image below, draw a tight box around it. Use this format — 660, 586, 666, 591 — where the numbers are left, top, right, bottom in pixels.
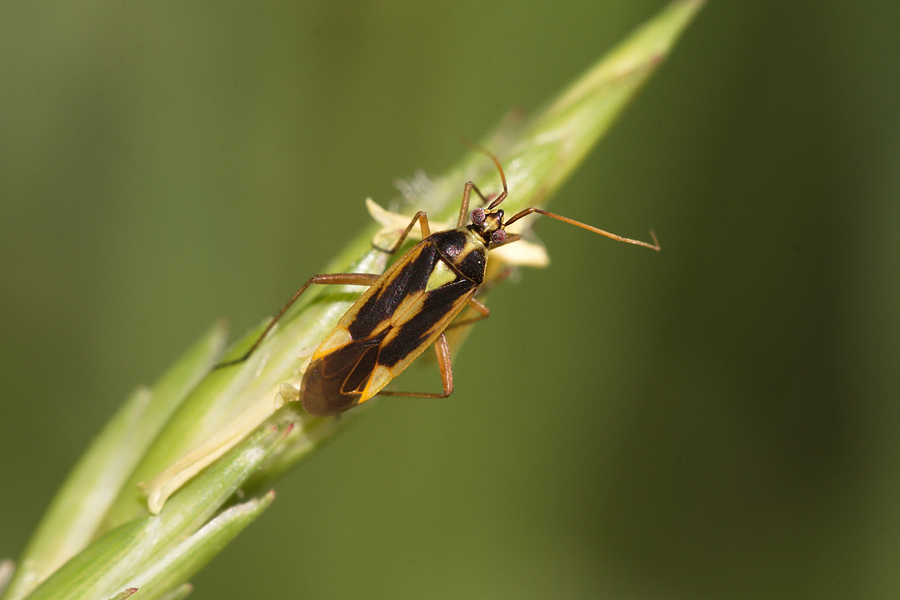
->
300, 333, 386, 416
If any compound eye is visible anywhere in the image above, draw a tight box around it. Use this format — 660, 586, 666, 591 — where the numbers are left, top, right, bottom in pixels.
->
471, 208, 485, 225
490, 229, 506, 245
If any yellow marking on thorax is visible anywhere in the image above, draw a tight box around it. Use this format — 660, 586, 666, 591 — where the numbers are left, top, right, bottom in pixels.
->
425, 259, 458, 292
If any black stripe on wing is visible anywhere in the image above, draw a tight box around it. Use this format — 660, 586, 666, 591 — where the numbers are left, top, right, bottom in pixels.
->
348, 243, 440, 340
379, 277, 476, 367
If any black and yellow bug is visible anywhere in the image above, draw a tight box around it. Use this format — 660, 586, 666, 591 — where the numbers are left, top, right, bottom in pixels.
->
220, 149, 659, 416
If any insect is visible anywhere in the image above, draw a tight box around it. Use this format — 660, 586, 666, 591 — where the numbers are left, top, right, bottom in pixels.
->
219, 148, 659, 416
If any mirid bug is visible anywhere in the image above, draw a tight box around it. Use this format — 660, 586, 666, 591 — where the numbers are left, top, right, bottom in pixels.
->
218, 148, 659, 416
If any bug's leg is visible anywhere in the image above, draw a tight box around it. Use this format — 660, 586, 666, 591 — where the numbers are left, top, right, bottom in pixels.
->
377, 333, 454, 399
376, 210, 432, 254
215, 272, 381, 368
445, 297, 491, 329
433, 333, 454, 397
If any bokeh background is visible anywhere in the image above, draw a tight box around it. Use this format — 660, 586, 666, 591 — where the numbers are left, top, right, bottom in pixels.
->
2, 1, 899, 598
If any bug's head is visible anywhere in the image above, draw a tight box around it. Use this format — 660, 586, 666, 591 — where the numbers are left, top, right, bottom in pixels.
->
470, 206, 508, 246
463, 144, 510, 246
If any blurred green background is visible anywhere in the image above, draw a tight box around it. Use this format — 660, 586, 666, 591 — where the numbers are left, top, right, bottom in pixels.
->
2, 1, 899, 598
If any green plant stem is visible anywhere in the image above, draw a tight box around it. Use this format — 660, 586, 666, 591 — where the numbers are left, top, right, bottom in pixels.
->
2, 3, 706, 599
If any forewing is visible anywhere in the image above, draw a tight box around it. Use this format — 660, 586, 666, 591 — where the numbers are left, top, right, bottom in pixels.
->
340, 242, 441, 339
